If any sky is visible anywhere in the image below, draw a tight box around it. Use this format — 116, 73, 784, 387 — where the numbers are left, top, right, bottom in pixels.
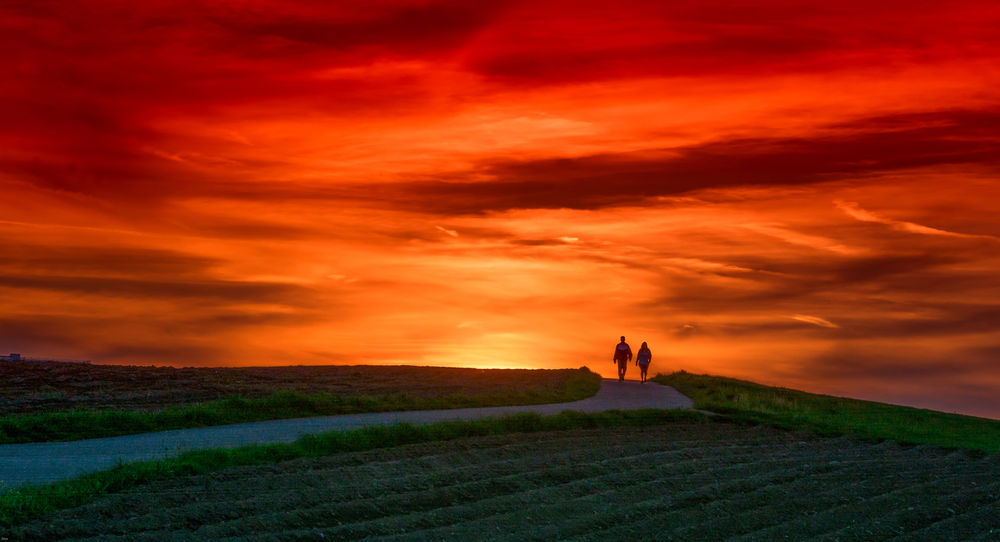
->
3, 0, 1000, 417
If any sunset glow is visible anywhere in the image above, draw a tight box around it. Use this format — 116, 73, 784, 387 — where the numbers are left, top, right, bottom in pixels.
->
3, 1, 1000, 416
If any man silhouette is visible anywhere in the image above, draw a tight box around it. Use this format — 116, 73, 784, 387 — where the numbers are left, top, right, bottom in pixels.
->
613, 336, 632, 382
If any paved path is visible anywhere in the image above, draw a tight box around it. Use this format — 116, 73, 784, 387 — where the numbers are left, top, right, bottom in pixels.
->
0, 379, 691, 490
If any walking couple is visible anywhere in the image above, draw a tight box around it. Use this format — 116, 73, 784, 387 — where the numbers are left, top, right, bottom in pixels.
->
613, 336, 652, 383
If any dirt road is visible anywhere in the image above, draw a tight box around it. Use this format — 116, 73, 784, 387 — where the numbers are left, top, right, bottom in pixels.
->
0, 379, 691, 489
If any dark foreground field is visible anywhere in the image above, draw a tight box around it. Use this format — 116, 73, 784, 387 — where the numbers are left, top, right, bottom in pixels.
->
0, 362, 584, 414
11, 422, 999, 541
0, 363, 600, 443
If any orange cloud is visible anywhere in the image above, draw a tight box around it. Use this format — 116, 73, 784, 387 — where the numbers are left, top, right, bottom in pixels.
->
2, 0, 1000, 417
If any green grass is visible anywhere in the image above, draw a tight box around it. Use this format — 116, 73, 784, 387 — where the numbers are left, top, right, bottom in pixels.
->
0, 408, 708, 530
655, 371, 1000, 453
0, 368, 601, 444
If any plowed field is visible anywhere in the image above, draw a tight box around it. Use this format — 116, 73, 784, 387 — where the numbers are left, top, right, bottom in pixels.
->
10, 422, 1000, 541
0, 362, 582, 414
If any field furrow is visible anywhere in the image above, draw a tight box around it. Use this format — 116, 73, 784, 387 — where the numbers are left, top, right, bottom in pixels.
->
367, 442, 883, 541
12, 423, 1000, 541
118, 433, 809, 537
605, 452, 950, 540
732, 457, 997, 541
205, 441, 769, 539
27, 430, 714, 539
813, 472, 1000, 541
81, 426, 774, 524
884, 482, 1000, 541
512, 464, 812, 541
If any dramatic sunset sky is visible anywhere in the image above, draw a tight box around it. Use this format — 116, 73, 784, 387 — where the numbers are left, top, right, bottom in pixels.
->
3, 1, 1000, 416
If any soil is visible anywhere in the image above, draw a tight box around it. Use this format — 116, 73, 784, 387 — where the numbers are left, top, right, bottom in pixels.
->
0, 379, 690, 488
0, 361, 580, 414
10, 423, 1000, 541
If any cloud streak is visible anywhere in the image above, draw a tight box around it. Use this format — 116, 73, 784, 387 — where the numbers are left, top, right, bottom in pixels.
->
791, 315, 839, 328
2, 0, 1000, 418
380, 109, 1000, 212
835, 200, 1000, 241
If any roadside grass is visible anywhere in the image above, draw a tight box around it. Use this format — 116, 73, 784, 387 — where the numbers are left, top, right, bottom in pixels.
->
0, 368, 600, 444
0, 408, 709, 530
655, 371, 1000, 453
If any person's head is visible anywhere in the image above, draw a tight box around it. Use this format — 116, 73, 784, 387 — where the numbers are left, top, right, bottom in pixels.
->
620, 335, 625, 342
641, 341, 648, 350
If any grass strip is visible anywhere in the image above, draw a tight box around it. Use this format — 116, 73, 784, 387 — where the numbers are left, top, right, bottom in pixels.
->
0, 368, 601, 444
655, 371, 1000, 453
0, 408, 708, 529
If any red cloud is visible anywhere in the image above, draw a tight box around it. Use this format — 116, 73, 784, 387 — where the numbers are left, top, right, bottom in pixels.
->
380, 109, 1000, 212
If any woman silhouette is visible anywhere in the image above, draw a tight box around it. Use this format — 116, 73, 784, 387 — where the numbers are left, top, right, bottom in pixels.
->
635, 342, 652, 383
